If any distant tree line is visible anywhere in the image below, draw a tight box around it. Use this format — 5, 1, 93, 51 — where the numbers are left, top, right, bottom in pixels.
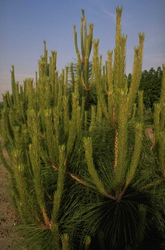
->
128, 66, 163, 110
0, 102, 3, 108
0, 102, 3, 118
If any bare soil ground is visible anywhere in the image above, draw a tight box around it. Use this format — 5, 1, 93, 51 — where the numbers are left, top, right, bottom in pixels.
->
0, 144, 21, 250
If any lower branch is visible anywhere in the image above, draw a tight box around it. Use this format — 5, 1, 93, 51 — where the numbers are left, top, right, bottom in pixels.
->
51, 164, 117, 200
140, 177, 165, 191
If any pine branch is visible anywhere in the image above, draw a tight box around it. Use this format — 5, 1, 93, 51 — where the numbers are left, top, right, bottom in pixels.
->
140, 177, 165, 191
84, 137, 116, 200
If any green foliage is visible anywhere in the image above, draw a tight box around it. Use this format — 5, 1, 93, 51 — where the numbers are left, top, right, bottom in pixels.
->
0, 7, 165, 250
0, 101, 3, 108
131, 67, 163, 110
0, 102, 3, 118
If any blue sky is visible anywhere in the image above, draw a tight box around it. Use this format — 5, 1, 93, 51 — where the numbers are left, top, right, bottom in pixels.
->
0, 0, 165, 101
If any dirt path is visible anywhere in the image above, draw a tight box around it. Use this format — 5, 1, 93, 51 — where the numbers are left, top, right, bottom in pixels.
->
0, 144, 21, 249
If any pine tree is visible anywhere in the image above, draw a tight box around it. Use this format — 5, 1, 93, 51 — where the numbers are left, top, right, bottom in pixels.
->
0, 7, 165, 250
